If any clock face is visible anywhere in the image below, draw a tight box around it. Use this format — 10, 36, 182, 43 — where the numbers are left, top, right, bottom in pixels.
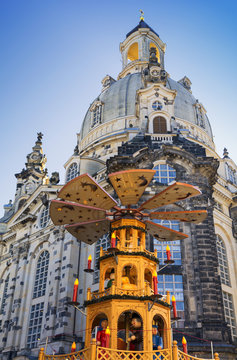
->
30, 153, 40, 162
150, 66, 160, 78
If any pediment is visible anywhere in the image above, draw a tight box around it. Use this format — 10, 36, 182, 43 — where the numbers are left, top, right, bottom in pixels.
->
8, 185, 59, 229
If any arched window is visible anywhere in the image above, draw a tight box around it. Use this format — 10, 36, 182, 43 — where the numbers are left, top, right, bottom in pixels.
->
33, 251, 49, 299
1, 274, 10, 314
92, 105, 102, 127
127, 42, 138, 62
40, 206, 50, 228
153, 164, 176, 184
150, 42, 160, 63
66, 163, 78, 182
153, 116, 167, 133
216, 235, 230, 286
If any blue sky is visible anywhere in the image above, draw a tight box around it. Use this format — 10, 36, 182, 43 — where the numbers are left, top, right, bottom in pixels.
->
0, 0, 237, 216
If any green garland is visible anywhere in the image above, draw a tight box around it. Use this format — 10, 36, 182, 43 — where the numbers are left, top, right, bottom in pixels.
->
98, 251, 159, 265
111, 225, 146, 233
84, 294, 171, 308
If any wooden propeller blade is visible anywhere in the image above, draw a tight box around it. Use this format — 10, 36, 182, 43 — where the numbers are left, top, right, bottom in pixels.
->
109, 169, 156, 206
139, 182, 202, 210
65, 219, 111, 245
50, 200, 107, 226
145, 220, 188, 241
58, 173, 117, 210
149, 210, 207, 223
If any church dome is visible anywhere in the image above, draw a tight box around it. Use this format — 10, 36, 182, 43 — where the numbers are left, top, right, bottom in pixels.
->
80, 72, 213, 142
80, 73, 143, 141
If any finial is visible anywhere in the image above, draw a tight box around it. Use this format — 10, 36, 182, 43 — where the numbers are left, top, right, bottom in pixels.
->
223, 148, 229, 159
37, 132, 43, 142
139, 9, 144, 21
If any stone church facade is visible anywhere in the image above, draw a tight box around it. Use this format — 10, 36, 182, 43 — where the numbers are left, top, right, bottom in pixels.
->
0, 19, 237, 359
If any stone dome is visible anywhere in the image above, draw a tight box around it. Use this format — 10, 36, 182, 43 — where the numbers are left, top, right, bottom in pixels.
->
80, 72, 213, 142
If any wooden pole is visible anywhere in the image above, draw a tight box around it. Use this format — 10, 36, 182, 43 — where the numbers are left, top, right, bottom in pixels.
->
91, 338, 97, 360
38, 348, 45, 360
172, 341, 178, 360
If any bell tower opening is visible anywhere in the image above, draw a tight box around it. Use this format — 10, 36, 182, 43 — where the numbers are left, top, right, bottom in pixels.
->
150, 42, 160, 63
127, 42, 138, 62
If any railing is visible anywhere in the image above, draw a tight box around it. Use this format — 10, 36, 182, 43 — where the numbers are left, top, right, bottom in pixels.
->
177, 349, 219, 360
38, 347, 91, 360
38, 341, 220, 360
100, 247, 157, 259
88, 286, 169, 303
145, 134, 175, 143
97, 346, 172, 360
91, 288, 112, 300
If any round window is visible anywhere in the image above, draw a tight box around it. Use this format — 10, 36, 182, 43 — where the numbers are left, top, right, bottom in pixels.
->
152, 101, 163, 111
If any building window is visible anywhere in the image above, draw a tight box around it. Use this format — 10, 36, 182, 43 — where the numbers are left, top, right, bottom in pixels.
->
154, 220, 184, 327
92, 105, 102, 127
152, 101, 163, 111
33, 251, 49, 299
158, 274, 184, 326
214, 201, 223, 212
27, 302, 44, 349
18, 198, 26, 210
222, 292, 237, 341
153, 164, 176, 184
153, 116, 167, 133
153, 221, 181, 265
216, 235, 230, 286
94, 233, 110, 283
0, 275, 10, 314
66, 163, 78, 182
225, 164, 237, 185
40, 206, 50, 228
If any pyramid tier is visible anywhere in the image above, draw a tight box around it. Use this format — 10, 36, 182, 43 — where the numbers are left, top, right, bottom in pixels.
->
58, 173, 117, 210
50, 199, 107, 225
65, 219, 111, 244
145, 220, 188, 241
149, 210, 207, 223
109, 169, 156, 206
140, 182, 201, 210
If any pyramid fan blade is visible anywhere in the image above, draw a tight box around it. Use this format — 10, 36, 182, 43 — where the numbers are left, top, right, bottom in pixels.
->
140, 182, 202, 210
145, 220, 188, 241
149, 210, 207, 224
109, 169, 156, 206
58, 173, 117, 210
50, 200, 107, 226
65, 219, 111, 245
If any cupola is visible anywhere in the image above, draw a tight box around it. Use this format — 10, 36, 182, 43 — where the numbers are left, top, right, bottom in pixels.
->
119, 13, 166, 79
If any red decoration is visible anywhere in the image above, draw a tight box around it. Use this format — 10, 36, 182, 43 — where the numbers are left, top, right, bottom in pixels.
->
166, 245, 171, 261
72, 278, 79, 302
71, 341, 76, 353
153, 270, 158, 295
172, 295, 177, 318
105, 326, 110, 348
88, 255, 92, 269
182, 336, 187, 354
111, 232, 116, 248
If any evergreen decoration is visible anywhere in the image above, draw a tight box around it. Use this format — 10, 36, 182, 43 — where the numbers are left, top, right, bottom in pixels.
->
84, 294, 171, 308
111, 226, 146, 233
98, 251, 160, 265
